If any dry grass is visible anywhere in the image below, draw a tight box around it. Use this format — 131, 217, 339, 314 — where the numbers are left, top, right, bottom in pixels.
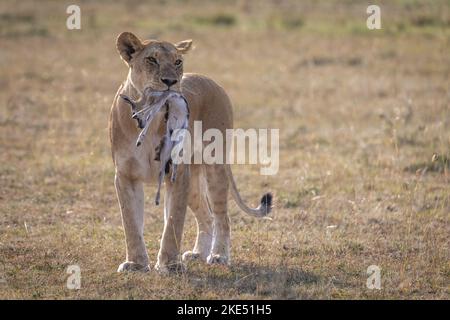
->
0, 0, 449, 299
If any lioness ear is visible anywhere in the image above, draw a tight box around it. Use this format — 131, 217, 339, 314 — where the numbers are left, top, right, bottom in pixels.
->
116, 32, 143, 64
175, 39, 193, 54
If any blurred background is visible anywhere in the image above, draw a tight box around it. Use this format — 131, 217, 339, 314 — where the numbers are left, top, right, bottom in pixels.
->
0, 0, 449, 299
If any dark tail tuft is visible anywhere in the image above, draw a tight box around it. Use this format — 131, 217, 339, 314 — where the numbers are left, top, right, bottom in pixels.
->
260, 193, 273, 215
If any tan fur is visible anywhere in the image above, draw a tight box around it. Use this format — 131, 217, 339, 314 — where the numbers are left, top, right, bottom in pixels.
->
109, 32, 270, 273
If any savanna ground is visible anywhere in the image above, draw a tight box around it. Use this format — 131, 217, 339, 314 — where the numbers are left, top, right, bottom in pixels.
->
0, 0, 449, 299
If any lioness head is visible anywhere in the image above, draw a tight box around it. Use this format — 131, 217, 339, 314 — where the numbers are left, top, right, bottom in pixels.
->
116, 32, 192, 93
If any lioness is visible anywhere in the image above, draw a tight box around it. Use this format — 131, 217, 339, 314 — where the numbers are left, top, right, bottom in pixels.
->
109, 32, 272, 273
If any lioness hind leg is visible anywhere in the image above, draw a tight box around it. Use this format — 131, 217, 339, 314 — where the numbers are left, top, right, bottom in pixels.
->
183, 166, 213, 262
204, 165, 230, 265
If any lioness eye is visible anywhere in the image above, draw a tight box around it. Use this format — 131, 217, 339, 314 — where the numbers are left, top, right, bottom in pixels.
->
147, 57, 158, 65
175, 59, 182, 66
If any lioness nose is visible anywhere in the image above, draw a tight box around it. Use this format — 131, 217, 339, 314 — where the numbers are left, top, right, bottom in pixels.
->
161, 78, 178, 88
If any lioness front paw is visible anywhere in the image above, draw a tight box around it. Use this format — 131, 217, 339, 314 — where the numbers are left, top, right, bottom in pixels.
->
207, 254, 229, 265
117, 261, 150, 273
154, 261, 186, 274
182, 251, 201, 262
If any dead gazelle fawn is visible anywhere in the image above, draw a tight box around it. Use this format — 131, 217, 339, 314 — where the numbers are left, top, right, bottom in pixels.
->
120, 89, 189, 205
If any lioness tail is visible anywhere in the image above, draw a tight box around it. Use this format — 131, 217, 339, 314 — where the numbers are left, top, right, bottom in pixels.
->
225, 164, 273, 218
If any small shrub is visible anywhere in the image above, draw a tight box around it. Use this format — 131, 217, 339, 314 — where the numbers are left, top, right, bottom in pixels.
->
193, 14, 236, 27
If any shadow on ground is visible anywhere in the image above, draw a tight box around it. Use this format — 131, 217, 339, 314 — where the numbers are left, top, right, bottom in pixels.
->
184, 261, 320, 298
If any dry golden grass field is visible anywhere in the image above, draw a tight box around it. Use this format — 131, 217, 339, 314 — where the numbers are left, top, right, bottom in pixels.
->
0, 0, 449, 299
